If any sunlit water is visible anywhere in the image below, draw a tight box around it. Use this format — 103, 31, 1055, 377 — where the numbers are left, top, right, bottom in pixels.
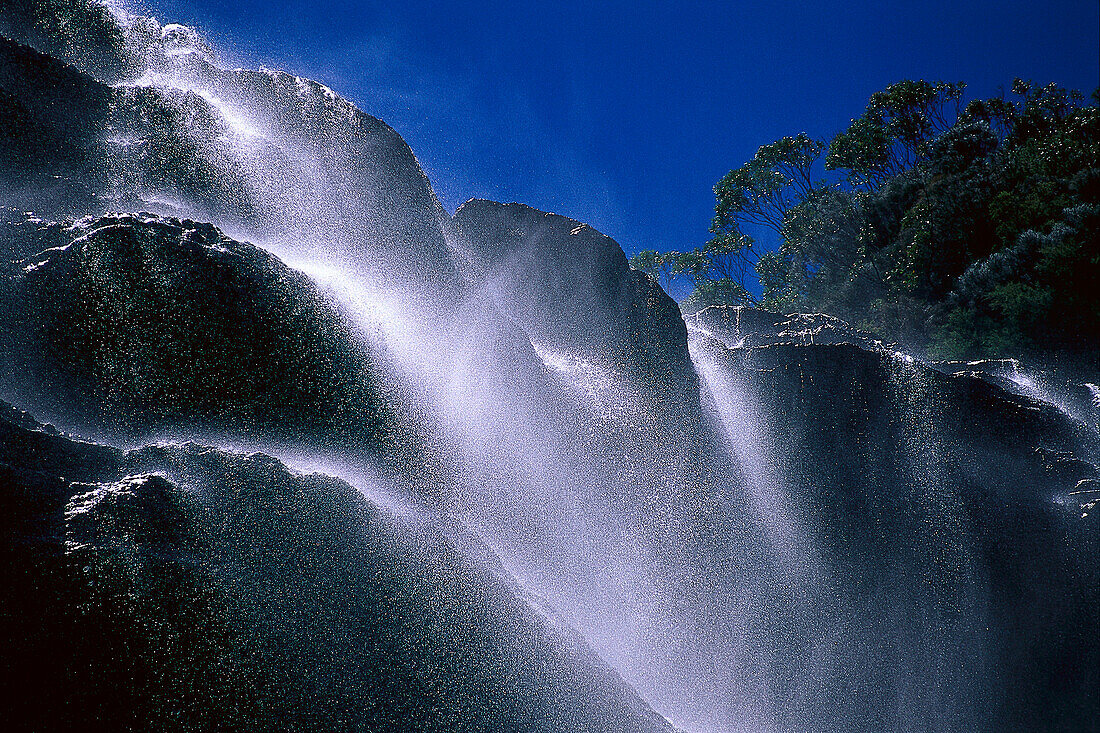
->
21, 5, 1093, 731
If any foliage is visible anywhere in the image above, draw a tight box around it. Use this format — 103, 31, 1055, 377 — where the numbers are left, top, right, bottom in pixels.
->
754, 249, 801, 311
628, 248, 680, 290
647, 132, 825, 312
629, 77, 1098, 360
680, 277, 753, 312
713, 133, 825, 234
826, 80, 965, 186
935, 204, 1100, 357
690, 77, 1100, 363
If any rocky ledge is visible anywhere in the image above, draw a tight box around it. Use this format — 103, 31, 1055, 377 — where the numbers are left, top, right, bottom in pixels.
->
0, 398, 675, 733
454, 199, 694, 396
0, 212, 422, 466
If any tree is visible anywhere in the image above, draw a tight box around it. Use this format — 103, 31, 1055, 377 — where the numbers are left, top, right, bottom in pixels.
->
1007, 79, 1086, 144
826, 80, 965, 186
713, 132, 825, 235
627, 249, 680, 291
780, 186, 867, 276
755, 249, 800, 311
628, 249, 660, 279
705, 132, 825, 303
669, 232, 763, 312
680, 277, 754, 313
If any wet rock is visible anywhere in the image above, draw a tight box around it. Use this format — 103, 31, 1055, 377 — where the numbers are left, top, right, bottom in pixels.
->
0, 37, 112, 217
0, 213, 409, 460
690, 312, 1099, 731
0, 0, 136, 83
0, 399, 675, 733
0, 14, 460, 289
686, 304, 888, 351
453, 199, 694, 394
936, 357, 1100, 430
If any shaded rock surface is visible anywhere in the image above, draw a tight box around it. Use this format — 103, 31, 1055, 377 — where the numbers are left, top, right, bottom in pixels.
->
0, 400, 675, 733
0, 12, 459, 288
0, 212, 442, 487
454, 199, 695, 395
0, 37, 112, 215
687, 304, 889, 351
0, 0, 140, 83
689, 308, 1099, 731
1, 4, 1098, 732
449, 198, 724, 530
936, 357, 1100, 433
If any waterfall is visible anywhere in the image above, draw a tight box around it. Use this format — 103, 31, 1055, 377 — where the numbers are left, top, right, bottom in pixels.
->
3, 3, 1097, 732
884, 352, 991, 730
688, 331, 820, 581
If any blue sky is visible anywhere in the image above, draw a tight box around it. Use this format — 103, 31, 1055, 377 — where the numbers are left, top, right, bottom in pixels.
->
154, 0, 1098, 295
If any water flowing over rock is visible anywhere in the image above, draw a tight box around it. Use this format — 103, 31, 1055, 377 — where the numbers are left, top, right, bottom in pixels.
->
1, 3, 1098, 732
689, 306, 1098, 730
0, 212, 424, 462
0, 400, 674, 733
453, 199, 696, 394
0, 10, 460, 288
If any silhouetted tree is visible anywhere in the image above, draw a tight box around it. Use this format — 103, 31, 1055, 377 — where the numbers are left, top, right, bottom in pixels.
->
826, 80, 965, 186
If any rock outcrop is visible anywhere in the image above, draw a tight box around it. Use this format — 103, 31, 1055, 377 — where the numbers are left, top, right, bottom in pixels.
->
0, 11, 460, 288
687, 303, 888, 350
2, 3, 1097, 732
689, 306, 1099, 731
0, 399, 675, 733
454, 199, 694, 395
0, 0, 137, 84
0, 212, 426, 472
0, 37, 112, 216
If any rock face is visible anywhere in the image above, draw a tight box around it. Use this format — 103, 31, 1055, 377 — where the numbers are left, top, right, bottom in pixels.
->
0, 400, 674, 733
936, 357, 1100, 432
0, 0, 136, 84
449, 195, 728, 550
687, 303, 888, 350
689, 307, 1099, 731
0, 37, 112, 215
2, 4, 1098, 732
0, 11, 459, 288
454, 199, 694, 395
0, 212, 418, 467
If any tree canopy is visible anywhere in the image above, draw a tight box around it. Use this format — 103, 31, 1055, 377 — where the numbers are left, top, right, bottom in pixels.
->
825, 80, 966, 186
628, 78, 1100, 367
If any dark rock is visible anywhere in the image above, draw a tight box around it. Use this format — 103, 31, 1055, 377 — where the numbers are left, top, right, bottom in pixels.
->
448, 197, 727, 550
0, 37, 112, 216
453, 199, 694, 395
0, 399, 675, 733
936, 357, 1100, 431
0, 213, 420, 468
0, 35, 253, 222
0, 0, 136, 83
0, 13, 460, 290
686, 304, 888, 351
689, 316, 1099, 731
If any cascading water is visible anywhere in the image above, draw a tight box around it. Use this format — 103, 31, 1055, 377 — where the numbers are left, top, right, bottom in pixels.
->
2, 3, 1097, 732
1087, 383, 1100, 432
883, 353, 991, 731
687, 327, 820, 581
